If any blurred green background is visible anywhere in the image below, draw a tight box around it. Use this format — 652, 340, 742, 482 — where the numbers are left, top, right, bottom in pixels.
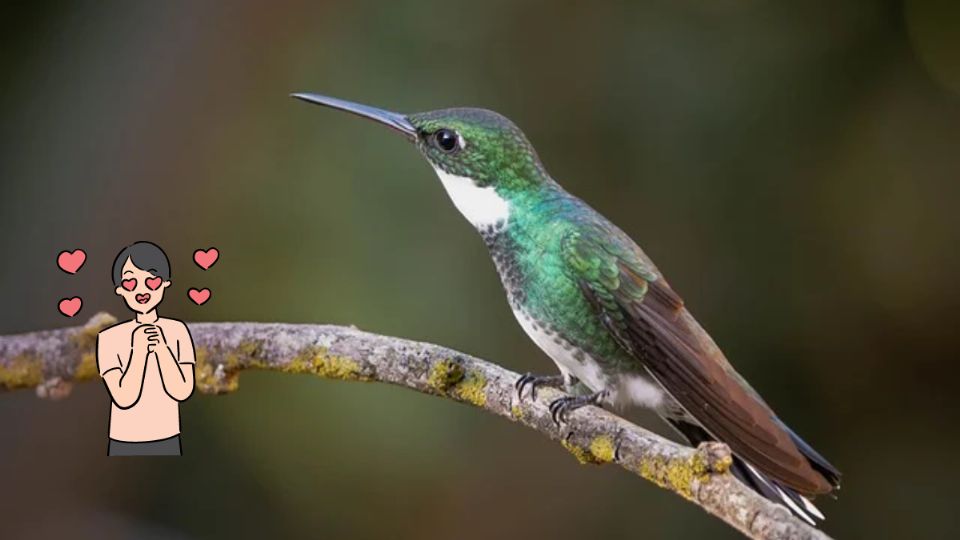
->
1, 0, 958, 538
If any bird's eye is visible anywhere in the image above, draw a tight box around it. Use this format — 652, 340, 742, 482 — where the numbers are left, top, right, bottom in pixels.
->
432, 129, 460, 153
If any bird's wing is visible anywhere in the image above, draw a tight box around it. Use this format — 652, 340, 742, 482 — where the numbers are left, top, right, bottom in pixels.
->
560, 225, 831, 495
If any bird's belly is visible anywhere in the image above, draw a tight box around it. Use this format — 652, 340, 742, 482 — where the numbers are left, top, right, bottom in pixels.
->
511, 308, 602, 386
511, 308, 666, 409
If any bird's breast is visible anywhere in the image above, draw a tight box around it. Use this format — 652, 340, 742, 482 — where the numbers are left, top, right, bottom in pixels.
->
511, 307, 605, 387
511, 307, 667, 409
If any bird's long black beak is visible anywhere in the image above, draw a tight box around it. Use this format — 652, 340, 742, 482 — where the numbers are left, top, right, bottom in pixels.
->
291, 93, 417, 141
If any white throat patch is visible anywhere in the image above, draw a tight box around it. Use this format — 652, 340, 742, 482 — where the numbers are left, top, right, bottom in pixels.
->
431, 167, 510, 228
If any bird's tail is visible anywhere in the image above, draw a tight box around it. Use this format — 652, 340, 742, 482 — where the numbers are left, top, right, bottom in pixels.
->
666, 418, 839, 525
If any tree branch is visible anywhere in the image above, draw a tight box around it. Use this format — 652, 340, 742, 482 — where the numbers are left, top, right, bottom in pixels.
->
0, 313, 831, 540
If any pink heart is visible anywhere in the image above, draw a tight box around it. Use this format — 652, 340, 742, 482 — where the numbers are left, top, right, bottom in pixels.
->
58, 297, 82, 317
57, 249, 86, 274
188, 288, 211, 305
121, 278, 136, 291
145, 277, 162, 290
193, 248, 219, 270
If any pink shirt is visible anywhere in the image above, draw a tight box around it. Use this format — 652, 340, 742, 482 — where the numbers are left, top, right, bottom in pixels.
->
97, 318, 195, 442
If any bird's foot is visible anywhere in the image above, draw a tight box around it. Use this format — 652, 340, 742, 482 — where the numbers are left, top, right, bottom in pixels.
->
549, 390, 608, 426
515, 373, 565, 402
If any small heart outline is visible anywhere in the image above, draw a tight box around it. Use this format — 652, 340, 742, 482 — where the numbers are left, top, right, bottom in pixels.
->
57, 249, 87, 274
188, 288, 211, 305
193, 248, 219, 270
58, 297, 83, 317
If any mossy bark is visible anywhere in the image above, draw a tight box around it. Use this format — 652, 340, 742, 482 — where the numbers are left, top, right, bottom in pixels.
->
0, 313, 831, 540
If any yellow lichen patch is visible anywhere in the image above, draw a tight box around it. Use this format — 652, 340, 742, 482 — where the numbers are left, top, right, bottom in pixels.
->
310, 355, 363, 380
222, 340, 267, 372
287, 346, 366, 381
562, 438, 594, 464
234, 341, 264, 365
453, 371, 487, 407
426, 359, 465, 393
194, 347, 238, 394
195, 346, 209, 367
710, 452, 733, 475
639, 458, 657, 483
637, 453, 713, 500
74, 352, 99, 380
588, 436, 616, 464
666, 455, 707, 500
563, 436, 616, 465
69, 312, 118, 351
511, 404, 524, 420
0, 354, 44, 389
65, 312, 117, 383
194, 341, 274, 393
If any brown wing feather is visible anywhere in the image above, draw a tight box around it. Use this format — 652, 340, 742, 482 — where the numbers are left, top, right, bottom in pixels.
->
603, 263, 832, 496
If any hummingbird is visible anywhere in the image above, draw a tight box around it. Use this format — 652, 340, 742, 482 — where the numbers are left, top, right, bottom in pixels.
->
292, 93, 841, 524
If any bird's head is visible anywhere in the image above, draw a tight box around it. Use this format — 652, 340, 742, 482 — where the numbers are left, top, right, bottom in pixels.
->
293, 93, 549, 228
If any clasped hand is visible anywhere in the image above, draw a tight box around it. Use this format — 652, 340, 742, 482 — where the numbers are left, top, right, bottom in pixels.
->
132, 324, 167, 357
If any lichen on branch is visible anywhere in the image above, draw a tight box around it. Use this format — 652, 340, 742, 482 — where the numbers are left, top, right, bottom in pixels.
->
0, 313, 832, 540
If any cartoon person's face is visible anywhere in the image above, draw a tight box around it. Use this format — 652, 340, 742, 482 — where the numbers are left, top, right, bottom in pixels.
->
114, 257, 170, 314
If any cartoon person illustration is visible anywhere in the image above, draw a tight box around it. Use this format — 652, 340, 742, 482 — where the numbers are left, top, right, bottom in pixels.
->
96, 241, 196, 456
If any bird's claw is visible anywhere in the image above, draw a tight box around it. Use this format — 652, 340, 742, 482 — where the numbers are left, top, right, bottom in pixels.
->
613, 428, 625, 463
515, 373, 564, 402
548, 391, 606, 427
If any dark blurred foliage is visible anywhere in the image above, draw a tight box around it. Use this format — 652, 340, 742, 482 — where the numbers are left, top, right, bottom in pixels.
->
1, 1, 958, 538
